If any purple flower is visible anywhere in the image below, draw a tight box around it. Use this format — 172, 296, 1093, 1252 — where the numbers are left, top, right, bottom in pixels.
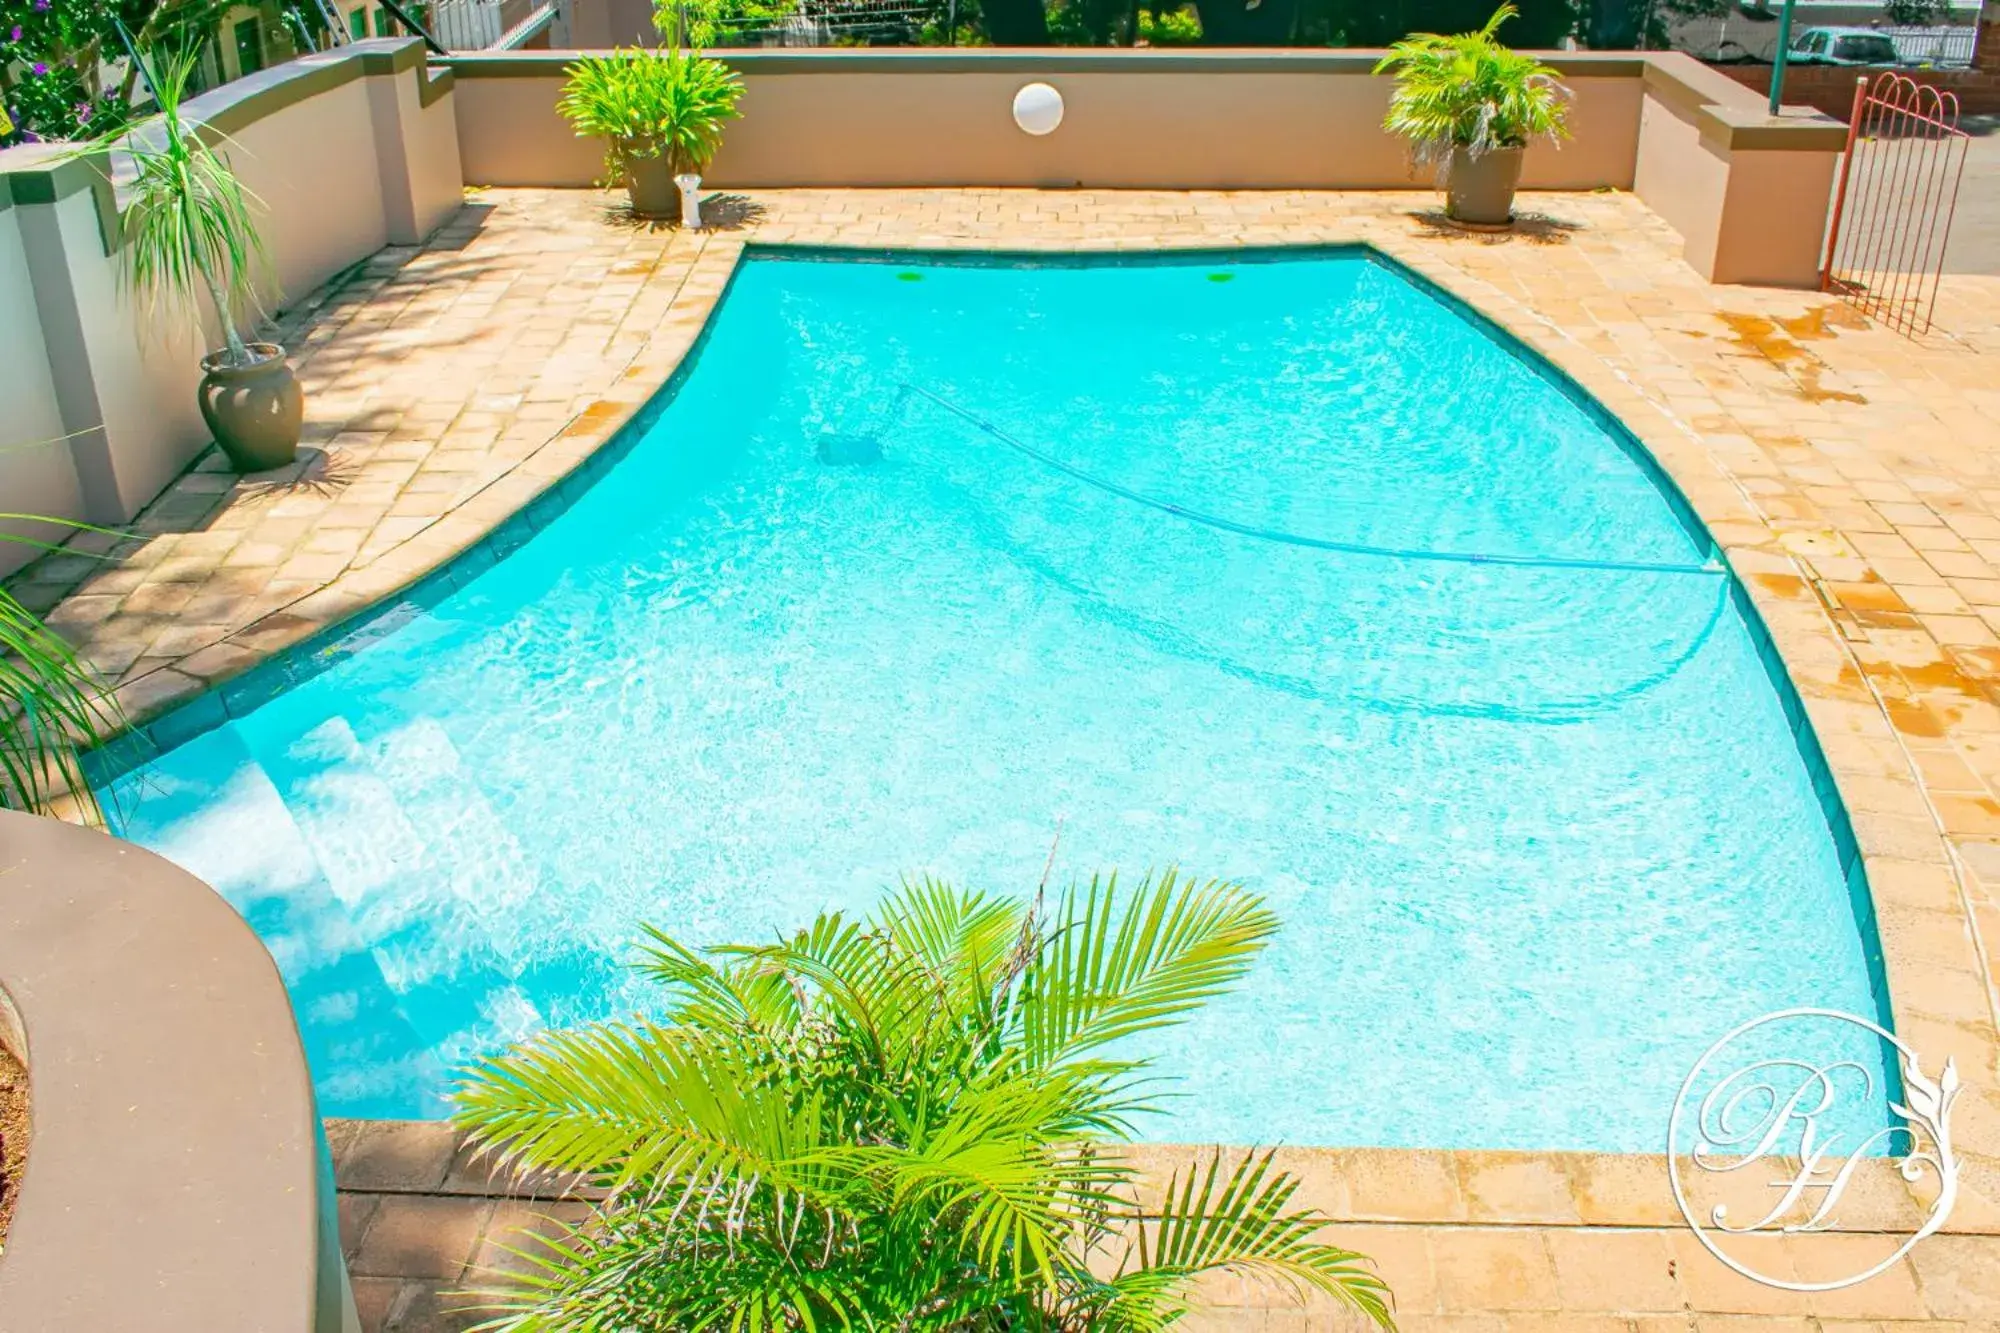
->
8, 24, 20, 40
75, 103, 91, 122
31, 61, 46, 75
32, 0, 50, 12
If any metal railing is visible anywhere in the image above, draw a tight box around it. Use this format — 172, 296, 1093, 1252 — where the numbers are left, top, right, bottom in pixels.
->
429, 0, 552, 48
1821, 72, 1971, 337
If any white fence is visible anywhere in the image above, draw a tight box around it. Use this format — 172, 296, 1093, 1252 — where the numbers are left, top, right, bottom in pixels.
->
429, 0, 553, 49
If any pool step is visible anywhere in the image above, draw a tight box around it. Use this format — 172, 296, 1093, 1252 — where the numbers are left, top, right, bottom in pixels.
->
264, 715, 552, 1070
105, 725, 454, 1113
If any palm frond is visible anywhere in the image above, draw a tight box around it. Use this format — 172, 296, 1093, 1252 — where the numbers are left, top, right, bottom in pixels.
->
0, 509, 133, 825
877, 875, 1029, 1014
453, 1019, 834, 1203
0, 589, 118, 823
1130, 1150, 1396, 1329
70, 41, 272, 364
1016, 870, 1279, 1067
1373, 3, 1572, 162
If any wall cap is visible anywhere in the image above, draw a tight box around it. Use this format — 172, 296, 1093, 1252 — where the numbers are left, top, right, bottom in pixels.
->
0, 810, 331, 1330
1698, 101, 1850, 151
440, 45, 1651, 77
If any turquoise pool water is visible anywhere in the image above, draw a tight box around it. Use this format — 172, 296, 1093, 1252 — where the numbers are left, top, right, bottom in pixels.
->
105, 249, 1894, 1151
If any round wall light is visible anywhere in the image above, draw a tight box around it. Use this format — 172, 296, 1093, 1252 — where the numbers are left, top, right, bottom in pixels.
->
1012, 82, 1065, 136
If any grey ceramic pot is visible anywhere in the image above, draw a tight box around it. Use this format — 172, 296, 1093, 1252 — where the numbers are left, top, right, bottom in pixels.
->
625, 153, 678, 219
198, 342, 302, 473
1445, 145, 1525, 227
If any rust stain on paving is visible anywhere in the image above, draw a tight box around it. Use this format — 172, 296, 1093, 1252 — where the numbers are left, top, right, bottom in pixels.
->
1715, 310, 1869, 405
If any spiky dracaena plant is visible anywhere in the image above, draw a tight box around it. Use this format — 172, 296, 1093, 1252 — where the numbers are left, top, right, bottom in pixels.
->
556, 29, 744, 188
0, 516, 122, 825
81, 42, 272, 369
1373, 4, 1571, 168
453, 872, 1398, 1332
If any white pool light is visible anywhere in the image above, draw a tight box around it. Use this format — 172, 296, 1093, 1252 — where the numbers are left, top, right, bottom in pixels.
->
1012, 82, 1064, 136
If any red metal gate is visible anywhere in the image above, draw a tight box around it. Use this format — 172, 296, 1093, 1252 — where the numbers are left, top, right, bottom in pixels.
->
1820, 73, 1971, 338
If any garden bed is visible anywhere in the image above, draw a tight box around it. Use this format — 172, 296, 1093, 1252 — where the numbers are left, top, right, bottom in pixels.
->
0, 1043, 25, 1253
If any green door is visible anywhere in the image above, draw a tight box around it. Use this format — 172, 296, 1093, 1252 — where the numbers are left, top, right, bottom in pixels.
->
234, 16, 264, 74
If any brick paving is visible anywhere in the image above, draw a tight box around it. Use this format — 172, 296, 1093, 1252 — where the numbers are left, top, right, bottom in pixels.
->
15, 186, 2000, 1328
1946, 116, 2000, 277
330, 1120, 2000, 1331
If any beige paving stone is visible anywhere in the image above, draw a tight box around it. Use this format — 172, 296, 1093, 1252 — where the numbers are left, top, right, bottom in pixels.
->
1545, 1228, 1682, 1313
1430, 1229, 1559, 1312
1459, 1154, 1582, 1224
1669, 1233, 1809, 1317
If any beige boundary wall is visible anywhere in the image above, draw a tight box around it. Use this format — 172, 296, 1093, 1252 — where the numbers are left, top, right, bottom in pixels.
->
445, 47, 1846, 293
0, 39, 462, 577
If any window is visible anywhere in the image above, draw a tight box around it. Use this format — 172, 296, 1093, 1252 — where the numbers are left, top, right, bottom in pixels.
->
349, 5, 368, 38
374, 6, 397, 35
233, 17, 264, 74
1834, 34, 1898, 63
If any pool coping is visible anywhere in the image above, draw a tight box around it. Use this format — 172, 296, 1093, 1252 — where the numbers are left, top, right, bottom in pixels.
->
69, 212, 2000, 1240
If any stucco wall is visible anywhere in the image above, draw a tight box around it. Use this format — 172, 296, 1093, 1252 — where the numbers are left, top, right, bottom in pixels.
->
1634, 82, 1727, 281
0, 203, 80, 579
449, 51, 1646, 192
227, 76, 391, 300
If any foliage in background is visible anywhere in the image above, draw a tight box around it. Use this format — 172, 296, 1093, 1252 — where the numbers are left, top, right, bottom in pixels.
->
75, 43, 273, 369
559, 30, 745, 184
1375, 3, 1571, 161
0, 514, 121, 826
1138, 4, 1202, 43
453, 872, 1397, 1331
0, 0, 232, 144
1881, 0, 1946, 26
656, 0, 799, 47
669, 0, 1583, 50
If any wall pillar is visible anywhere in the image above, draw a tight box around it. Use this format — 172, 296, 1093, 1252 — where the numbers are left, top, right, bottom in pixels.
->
5, 156, 205, 526
1633, 55, 1848, 288
360, 41, 465, 246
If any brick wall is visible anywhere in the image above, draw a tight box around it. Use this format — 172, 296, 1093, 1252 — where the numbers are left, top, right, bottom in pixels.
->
1713, 20, 2000, 117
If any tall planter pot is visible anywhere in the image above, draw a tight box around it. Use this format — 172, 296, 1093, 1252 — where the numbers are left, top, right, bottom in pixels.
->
1444, 144, 1525, 227
624, 153, 678, 219
199, 343, 303, 473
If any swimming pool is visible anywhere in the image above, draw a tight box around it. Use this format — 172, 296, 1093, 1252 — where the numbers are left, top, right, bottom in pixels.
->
104, 248, 1893, 1151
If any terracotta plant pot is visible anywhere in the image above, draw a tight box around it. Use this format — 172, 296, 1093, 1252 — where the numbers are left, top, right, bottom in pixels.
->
198, 342, 302, 473
1444, 144, 1525, 227
624, 153, 678, 219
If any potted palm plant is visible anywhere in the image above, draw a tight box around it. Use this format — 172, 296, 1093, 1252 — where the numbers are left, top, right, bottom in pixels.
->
453, 872, 1397, 1329
1374, 4, 1572, 228
556, 23, 744, 223
83, 45, 300, 471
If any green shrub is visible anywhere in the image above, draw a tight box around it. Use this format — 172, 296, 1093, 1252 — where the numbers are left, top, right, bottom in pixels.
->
1373, 3, 1571, 163
453, 872, 1397, 1331
556, 43, 744, 186
1139, 5, 1203, 45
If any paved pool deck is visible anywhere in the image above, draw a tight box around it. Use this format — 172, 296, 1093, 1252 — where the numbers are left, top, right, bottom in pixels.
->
16, 187, 2000, 1330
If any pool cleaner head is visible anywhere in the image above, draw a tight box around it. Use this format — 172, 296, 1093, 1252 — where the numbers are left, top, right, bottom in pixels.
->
817, 433, 883, 466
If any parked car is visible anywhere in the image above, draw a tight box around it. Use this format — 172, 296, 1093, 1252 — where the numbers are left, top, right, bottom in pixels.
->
1789, 26, 1903, 64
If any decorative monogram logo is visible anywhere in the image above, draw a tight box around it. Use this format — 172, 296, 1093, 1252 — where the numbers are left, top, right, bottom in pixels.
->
1668, 1008, 1960, 1291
